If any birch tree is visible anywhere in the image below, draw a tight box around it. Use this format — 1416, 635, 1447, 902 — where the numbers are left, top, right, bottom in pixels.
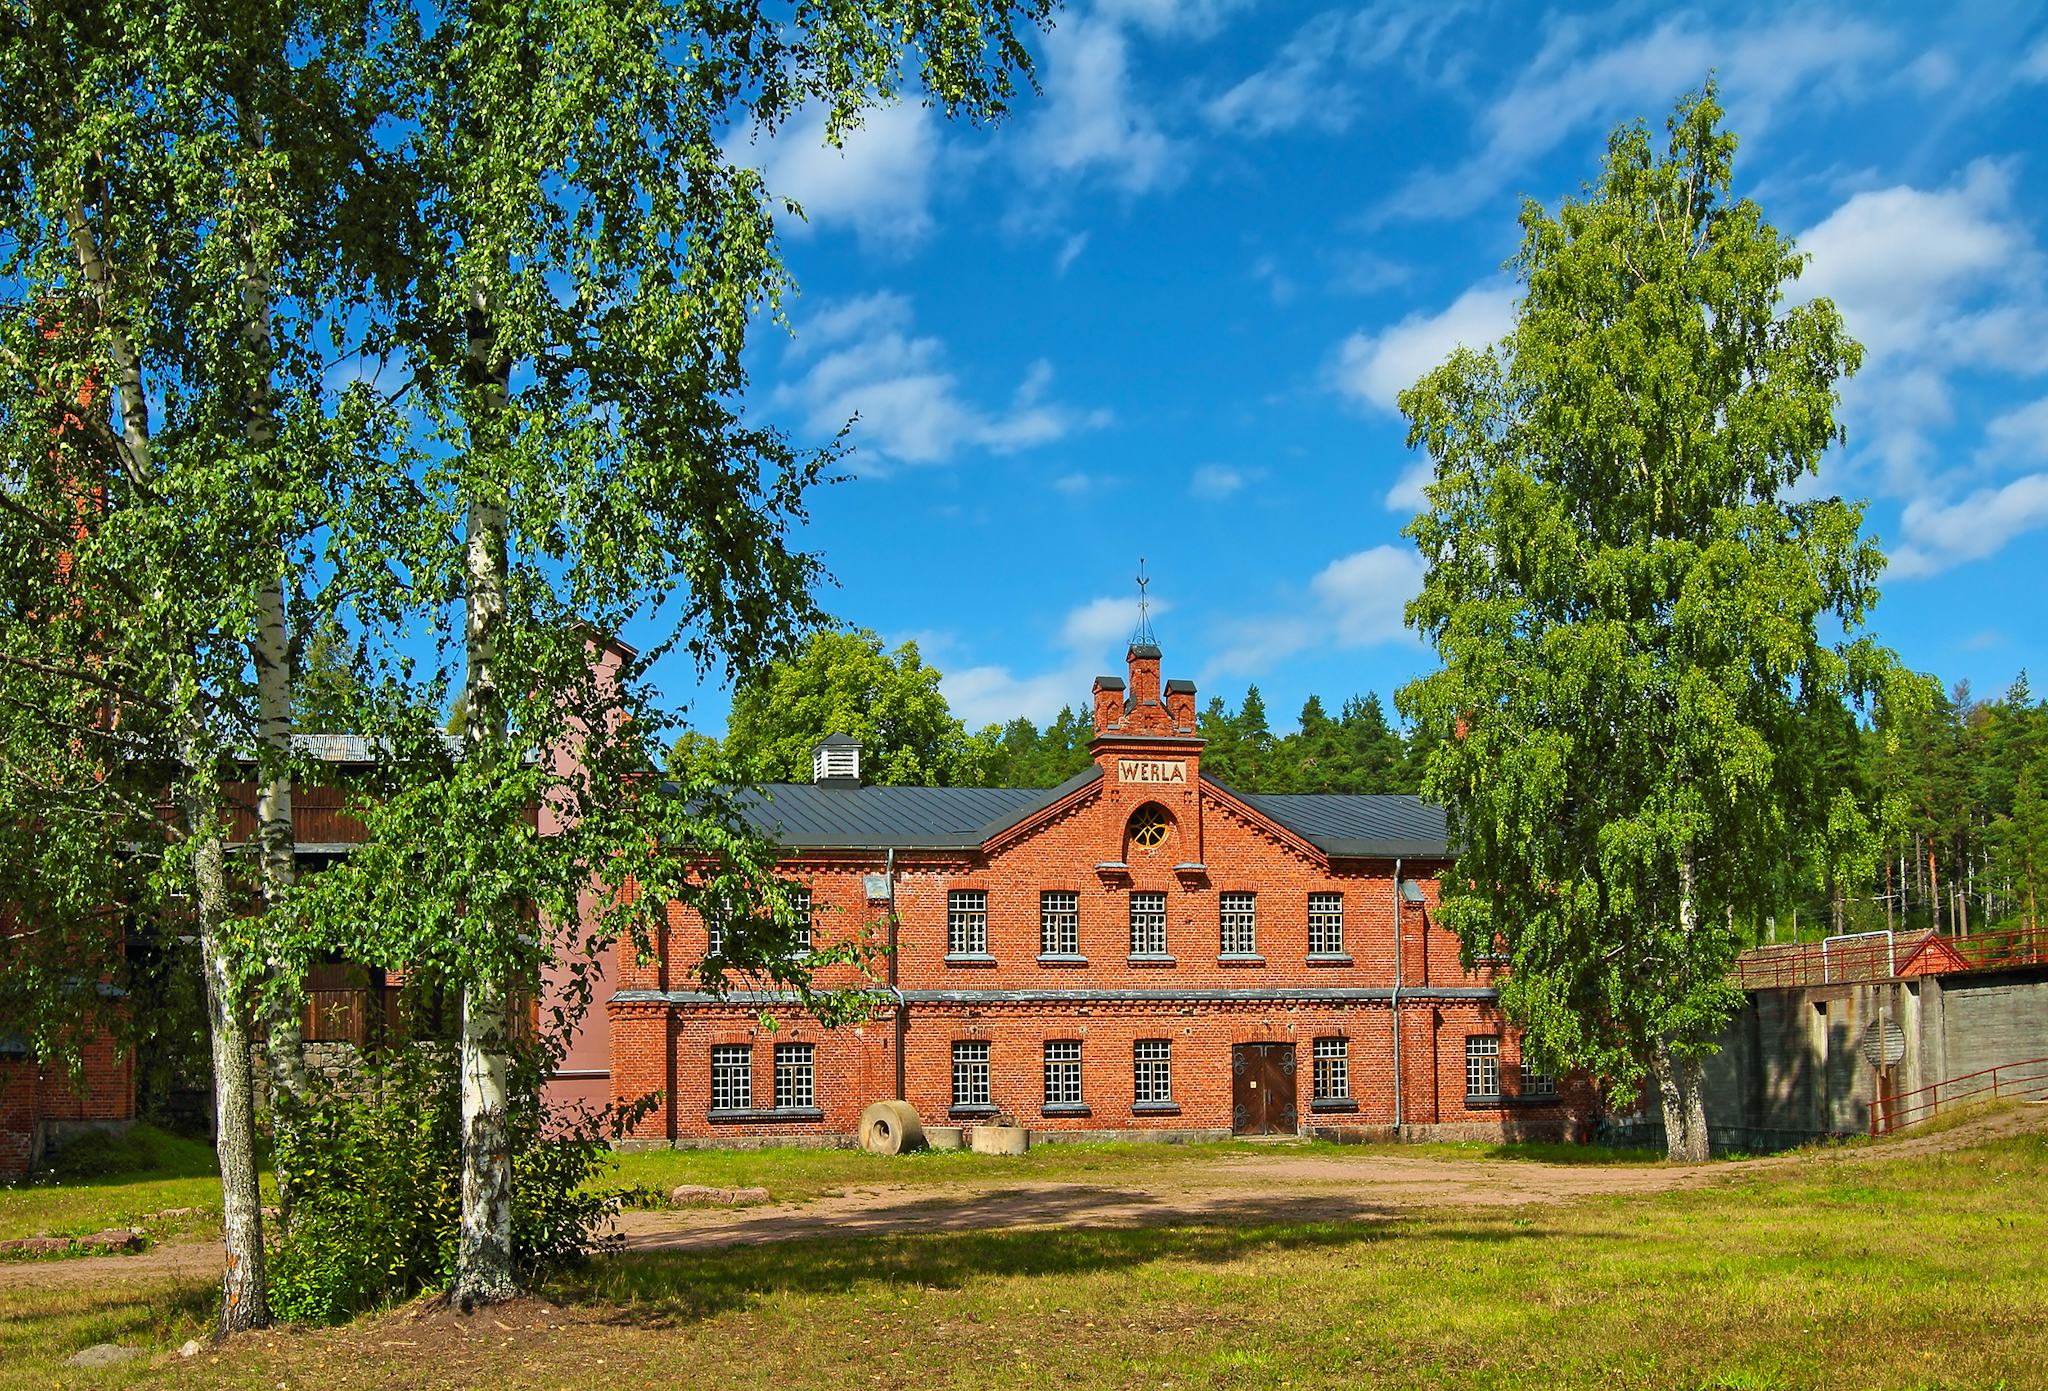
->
285, 0, 1051, 1307
1396, 85, 1918, 1162
0, 0, 393, 1331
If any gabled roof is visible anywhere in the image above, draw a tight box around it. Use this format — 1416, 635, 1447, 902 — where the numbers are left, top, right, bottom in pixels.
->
716, 766, 1449, 859
1230, 787, 1448, 859
728, 766, 1104, 850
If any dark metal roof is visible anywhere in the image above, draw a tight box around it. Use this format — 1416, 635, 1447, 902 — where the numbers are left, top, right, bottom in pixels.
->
1230, 785, 1449, 858
1093, 675, 1125, 690
813, 732, 861, 747
1164, 678, 1196, 694
730, 767, 1103, 849
717, 766, 1446, 859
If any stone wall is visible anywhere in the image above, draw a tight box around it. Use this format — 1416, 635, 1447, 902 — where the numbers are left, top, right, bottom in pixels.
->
1619, 966, 2048, 1153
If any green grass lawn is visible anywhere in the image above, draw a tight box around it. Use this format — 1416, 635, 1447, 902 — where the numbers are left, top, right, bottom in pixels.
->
0, 1125, 240, 1244
1, 1125, 2041, 1390
606, 1133, 1668, 1204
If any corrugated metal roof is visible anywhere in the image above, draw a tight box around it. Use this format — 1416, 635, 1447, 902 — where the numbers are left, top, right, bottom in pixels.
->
1230, 786, 1448, 858
729, 767, 1102, 849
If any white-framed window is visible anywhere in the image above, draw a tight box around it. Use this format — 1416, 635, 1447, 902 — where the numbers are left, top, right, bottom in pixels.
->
1220, 891, 1257, 954
1129, 891, 1168, 956
1308, 892, 1344, 954
711, 1044, 751, 1111
1040, 890, 1080, 956
1044, 1040, 1083, 1106
785, 886, 813, 952
774, 1042, 815, 1109
1313, 1037, 1349, 1100
952, 1040, 990, 1108
1466, 1035, 1501, 1100
1521, 1061, 1558, 1098
705, 902, 726, 957
1133, 1039, 1172, 1104
948, 889, 988, 956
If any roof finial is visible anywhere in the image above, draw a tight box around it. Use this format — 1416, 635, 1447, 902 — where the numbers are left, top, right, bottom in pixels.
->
1132, 557, 1157, 648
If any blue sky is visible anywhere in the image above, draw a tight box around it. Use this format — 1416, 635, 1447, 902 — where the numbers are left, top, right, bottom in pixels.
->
660, 0, 2048, 738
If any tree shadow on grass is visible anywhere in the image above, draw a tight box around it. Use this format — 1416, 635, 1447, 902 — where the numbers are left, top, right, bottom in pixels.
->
0, 1277, 214, 1363
561, 1188, 1562, 1329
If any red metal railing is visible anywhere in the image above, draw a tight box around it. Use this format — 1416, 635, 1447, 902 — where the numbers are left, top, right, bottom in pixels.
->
1869, 1056, 2048, 1136
1735, 922, 2048, 990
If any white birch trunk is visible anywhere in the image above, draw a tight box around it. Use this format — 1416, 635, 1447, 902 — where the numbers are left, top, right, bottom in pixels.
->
240, 213, 309, 1242
450, 277, 518, 1307
193, 815, 272, 1335
67, 198, 273, 1329
1655, 854, 1712, 1164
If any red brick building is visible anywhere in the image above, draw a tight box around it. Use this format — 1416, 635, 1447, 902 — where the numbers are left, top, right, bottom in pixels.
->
0, 1023, 135, 1181
609, 641, 1584, 1146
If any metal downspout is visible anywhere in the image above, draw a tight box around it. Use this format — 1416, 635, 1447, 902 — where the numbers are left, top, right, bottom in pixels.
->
1392, 857, 1403, 1134
887, 847, 906, 1101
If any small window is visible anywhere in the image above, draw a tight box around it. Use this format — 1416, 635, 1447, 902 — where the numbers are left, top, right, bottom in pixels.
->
705, 903, 725, 958
1044, 1040, 1083, 1107
952, 1040, 991, 1108
1313, 1037, 1349, 1100
711, 1044, 751, 1111
785, 886, 813, 951
1308, 893, 1344, 954
1219, 892, 1257, 954
1040, 890, 1080, 956
1466, 1035, 1501, 1100
1521, 1060, 1558, 1098
774, 1042, 815, 1109
948, 889, 989, 956
1134, 1039, 1172, 1103
1129, 891, 1168, 956
1127, 804, 1172, 851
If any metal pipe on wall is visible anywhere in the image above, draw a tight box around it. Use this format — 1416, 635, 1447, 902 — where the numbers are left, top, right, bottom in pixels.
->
887, 846, 906, 1101
1392, 856, 1403, 1132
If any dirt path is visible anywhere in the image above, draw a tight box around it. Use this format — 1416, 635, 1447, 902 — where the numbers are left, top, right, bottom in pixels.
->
7, 1105, 2039, 1289
610, 1152, 1718, 1254
613, 1103, 2048, 1254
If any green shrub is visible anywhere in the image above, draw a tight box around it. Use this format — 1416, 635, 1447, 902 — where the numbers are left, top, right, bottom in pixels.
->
270, 1042, 638, 1323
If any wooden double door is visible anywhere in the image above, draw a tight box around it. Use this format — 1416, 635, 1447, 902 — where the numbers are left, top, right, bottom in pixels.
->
1231, 1042, 1298, 1136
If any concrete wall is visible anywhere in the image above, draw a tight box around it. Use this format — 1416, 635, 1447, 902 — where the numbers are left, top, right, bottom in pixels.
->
1680, 966, 2048, 1151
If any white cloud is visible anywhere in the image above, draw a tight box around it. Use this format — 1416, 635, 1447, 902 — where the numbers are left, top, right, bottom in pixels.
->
775, 294, 1109, 468
2023, 34, 2048, 82
1793, 162, 2048, 568
1384, 459, 1433, 514
1206, 546, 1424, 677
733, 103, 939, 250
1980, 397, 2048, 467
1206, 4, 1468, 137
1061, 594, 1170, 650
1332, 283, 1515, 413
1018, 16, 1181, 195
1189, 463, 1264, 500
1094, 0, 1250, 39
1385, 13, 1892, 223
1797, 160, 2037, 366
941, 592, 1171, 726
1054, 231, 1090, 275
1891, 474, 2048, 578
1310, 546, 1426, 648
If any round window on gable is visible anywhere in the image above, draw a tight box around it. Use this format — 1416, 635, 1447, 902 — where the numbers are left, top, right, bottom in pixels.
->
1127, 803, 1173, 853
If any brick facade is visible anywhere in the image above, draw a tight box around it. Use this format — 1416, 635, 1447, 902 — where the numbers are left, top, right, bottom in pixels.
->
607, 643, 1592, 1146
0, 1038, 136, 1182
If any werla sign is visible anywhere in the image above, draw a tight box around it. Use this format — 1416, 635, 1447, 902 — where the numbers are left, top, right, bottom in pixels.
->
1118, 758, 1188, 785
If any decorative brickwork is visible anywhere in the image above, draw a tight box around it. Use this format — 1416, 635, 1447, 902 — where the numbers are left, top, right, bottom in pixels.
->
606, 642, 1590, 1146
